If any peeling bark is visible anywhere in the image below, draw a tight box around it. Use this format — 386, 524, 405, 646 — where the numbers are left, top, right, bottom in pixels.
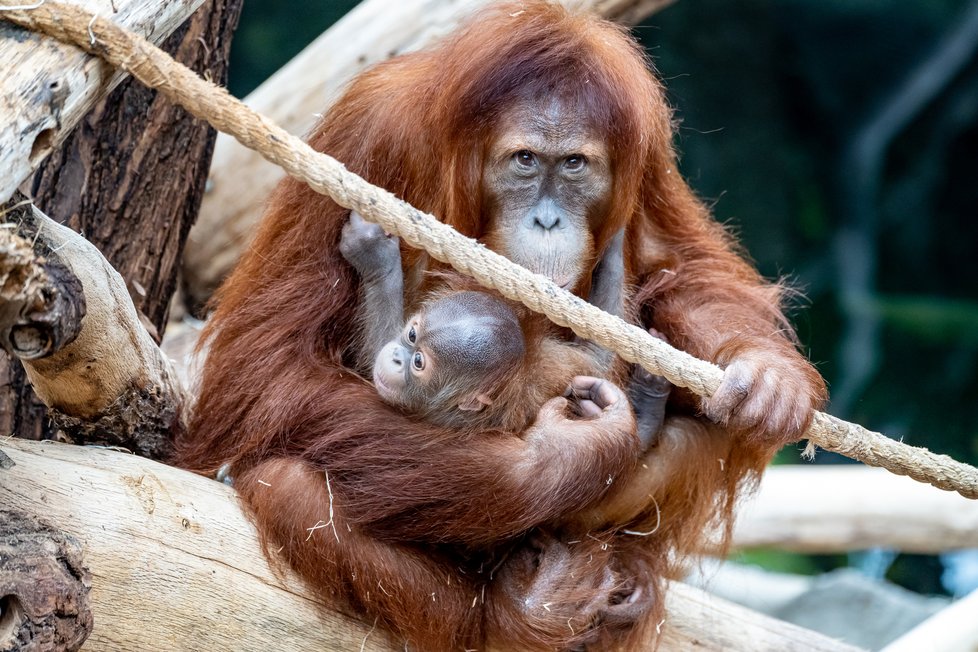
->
0, 509, 92, 652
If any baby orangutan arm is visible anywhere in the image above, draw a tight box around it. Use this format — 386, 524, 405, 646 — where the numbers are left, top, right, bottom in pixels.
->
628, 329, 673, 450
339, 211, 404, 366
579, 228, 626, 374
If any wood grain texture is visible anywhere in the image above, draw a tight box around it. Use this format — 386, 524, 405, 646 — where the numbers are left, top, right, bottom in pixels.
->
0, 0, 207, 203
662, 583, 864, 652
0, 438, 390, 652
734, 465, 978, 553
1, 204, 186, 459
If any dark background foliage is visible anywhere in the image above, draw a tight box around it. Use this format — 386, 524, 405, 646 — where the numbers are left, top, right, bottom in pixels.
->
226, 0, 978, 595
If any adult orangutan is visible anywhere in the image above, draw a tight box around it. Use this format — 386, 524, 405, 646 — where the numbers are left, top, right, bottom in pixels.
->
176, 2, 826, 650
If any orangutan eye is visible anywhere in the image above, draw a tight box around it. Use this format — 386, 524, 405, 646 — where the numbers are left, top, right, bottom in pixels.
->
412, 351, 425, 370
407, 326, 417, 343
514, 150, 536, 168
565, 154, 587, 171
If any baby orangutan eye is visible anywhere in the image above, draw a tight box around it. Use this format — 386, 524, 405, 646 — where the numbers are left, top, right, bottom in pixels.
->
412, 351, 425, 370
408, 326, 417, 343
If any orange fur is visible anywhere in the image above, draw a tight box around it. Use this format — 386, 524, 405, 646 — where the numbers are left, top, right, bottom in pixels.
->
176, 3, 826, 650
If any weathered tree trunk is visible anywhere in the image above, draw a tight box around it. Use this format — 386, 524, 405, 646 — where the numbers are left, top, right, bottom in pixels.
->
0, 0, 242, 441
0, 0, 209, 201
30, 0, 243, 334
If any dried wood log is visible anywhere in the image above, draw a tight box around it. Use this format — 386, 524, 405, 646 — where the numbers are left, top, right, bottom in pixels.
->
182, 0, 677, 311
733, 465, 978, 553
880, 588, 978, 652
0, 437, 863, 652
0, 438, 389, 652
0, 198, 186, 459
0, 0, 207, 203
661, 583, 863, 652
0, 509, 92, 652
30, 0, 243, 335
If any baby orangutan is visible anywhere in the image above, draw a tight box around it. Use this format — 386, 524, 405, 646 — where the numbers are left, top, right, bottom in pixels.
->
372, 290, 527, 425
339, 209, 673, 639
339, 211, 672, 444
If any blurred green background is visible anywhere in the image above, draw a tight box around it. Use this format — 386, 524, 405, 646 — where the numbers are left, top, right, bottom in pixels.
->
226, 0, 978, 597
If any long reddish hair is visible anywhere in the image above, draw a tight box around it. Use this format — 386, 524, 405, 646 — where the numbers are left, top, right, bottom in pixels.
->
177, 2, 825, 649
179, 2, 678, 474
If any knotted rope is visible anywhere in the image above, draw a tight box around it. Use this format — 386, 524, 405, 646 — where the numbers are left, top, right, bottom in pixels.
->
3, 1, 977, 499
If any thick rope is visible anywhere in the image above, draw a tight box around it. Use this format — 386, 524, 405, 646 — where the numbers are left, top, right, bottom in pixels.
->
3, 1, 977, 500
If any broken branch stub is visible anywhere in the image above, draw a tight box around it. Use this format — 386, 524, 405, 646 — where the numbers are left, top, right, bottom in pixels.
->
0, 203, 85, 360
0, 195, 188, 459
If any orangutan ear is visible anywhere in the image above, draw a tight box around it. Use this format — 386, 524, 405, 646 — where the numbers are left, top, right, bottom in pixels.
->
458, 392, 493, 412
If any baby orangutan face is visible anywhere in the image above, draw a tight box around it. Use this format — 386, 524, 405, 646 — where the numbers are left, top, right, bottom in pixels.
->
372, 292, 525, 416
